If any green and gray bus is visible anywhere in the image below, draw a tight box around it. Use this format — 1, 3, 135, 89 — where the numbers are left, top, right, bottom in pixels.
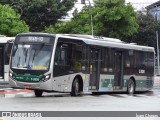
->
9, 33, 154, 97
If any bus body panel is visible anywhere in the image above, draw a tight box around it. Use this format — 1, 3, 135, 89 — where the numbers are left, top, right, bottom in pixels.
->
9, 72, 88, 93
52, 73, 85, 92
9, 77, 54, 91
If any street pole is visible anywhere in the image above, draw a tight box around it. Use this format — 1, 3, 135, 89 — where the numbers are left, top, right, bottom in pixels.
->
155, 5, 160, 75
88, 0, 94, 36
10, 2, 23, 17
81, 0, 94, 36
156, 31, 160, 75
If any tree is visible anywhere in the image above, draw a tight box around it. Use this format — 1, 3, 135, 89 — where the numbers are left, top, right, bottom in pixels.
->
93, 0, 138, 39
125, 11, 160, 48
45, 7, 91, 34
1, 0, 77, 32
46, 0, 138, 40
0, 4, 29, 36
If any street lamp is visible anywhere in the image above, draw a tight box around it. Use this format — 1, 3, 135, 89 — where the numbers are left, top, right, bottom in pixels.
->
155, 5, 160, 75
10, 2, 23, 17
81, 0, 94, 36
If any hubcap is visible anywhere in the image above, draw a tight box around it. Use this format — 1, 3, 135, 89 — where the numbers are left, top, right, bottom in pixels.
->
129, 81, 134, 93
75, 81, 79, 94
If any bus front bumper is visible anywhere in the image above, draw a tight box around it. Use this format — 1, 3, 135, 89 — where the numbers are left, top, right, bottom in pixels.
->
9, 77, 53, 91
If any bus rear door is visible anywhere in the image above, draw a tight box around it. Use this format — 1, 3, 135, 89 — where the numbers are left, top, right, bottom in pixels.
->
114, 51, 123, 90
89, 48, 101, 90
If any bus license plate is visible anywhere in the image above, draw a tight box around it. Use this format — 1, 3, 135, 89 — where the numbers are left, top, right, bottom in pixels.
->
24, 85, 32, 89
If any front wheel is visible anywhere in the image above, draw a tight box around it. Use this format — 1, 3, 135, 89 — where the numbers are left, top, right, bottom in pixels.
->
70, 79, 80, 96
34, 90, 43, 97
127, 79, 135, 94
91, 92, 100, 95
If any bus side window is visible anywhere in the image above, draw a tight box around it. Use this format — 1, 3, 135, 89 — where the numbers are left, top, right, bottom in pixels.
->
61, 50, 65, 61
53, 42, 71, 77
54, 43, 69, 66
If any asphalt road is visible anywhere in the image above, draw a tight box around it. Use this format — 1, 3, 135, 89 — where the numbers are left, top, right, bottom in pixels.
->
0, 88, 160, 111
0, 77, 160, 120
0, 88, 160, 120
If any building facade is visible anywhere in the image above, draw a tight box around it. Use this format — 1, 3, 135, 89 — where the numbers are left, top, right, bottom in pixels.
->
146, 1, 160, 21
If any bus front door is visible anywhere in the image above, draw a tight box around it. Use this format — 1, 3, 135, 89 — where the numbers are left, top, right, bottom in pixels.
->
114, 51, 123, 90
89, 48, 101, 90
0, 47, 4, 79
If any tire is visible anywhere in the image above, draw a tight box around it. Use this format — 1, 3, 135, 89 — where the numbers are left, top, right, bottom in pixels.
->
91, 92, 100, 95
70, 78, 80, 96
34, 90, 43, 97
127, 79, 135, 94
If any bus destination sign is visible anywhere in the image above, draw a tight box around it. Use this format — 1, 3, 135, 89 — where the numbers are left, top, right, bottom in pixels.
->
18, 36, 51, 43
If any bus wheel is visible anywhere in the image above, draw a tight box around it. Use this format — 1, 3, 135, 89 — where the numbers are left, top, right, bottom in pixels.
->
91, 92, 100, 95
34, 90, 43, 97
70, 78, 80, 96
127, 79, 135, 94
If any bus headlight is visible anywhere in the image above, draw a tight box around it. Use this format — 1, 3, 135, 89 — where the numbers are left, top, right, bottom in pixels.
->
45, 75, 50, 79
9, 72, 13, 77
40, 74, 51, 82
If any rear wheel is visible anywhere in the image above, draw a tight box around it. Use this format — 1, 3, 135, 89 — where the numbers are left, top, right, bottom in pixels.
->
91, 92, 100, 95
70, 78, 80, 96
127, 79, 135, 94
34, 90, 43, 97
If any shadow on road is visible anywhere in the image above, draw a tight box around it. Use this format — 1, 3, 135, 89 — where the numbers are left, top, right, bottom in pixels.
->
90, 90, 157, 98
1, 88, 159, 98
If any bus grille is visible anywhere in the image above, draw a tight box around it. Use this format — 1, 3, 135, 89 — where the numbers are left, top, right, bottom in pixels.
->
146, 80, 153, 88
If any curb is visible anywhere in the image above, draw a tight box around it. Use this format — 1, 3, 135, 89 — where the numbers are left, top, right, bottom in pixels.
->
0, 88, 13, 92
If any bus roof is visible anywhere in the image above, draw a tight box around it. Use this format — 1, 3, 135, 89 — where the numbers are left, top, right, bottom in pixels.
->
57, 34, 155, 53
0, 37, 15, 43
16, 33, 155, 53
17, 32, 55, 37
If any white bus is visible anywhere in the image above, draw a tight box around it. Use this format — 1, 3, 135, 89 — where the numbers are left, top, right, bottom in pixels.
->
9, 33, 154, 97
0, 36, 14, 82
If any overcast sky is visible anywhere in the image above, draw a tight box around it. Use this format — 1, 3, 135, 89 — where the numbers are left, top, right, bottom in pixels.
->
74, 0, 159, 10
126, 0, 159, 10
65, 0, 159, 20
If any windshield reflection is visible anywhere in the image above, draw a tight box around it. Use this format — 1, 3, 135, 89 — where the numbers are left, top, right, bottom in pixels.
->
11, 44, 53, 70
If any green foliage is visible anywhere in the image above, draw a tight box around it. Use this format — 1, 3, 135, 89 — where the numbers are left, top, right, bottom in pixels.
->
45, 6, 91, 34
0, 4, 29, 36
93, 0, 138, 39
125, 11, 160, 48
46, 0, 138, 40
1, 0, 77, 32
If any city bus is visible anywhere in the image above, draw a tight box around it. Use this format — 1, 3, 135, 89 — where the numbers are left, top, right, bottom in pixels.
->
9, 33, 155, 97
0, 36, 15, 82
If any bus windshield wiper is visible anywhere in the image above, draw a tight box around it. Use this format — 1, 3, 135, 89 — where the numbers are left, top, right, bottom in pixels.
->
32, 43, 45, 62
24, 49, 28, 63
21, 43, 28, 63
17, 56, 21, 67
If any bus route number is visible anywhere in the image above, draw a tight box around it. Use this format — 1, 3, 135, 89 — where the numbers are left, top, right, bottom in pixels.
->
139, 69, 145, 74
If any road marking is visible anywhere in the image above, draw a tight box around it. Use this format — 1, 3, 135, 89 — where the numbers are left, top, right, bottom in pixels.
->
0, 89, 33, 95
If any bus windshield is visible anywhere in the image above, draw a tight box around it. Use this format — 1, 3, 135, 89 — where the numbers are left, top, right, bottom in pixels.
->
11, 44, 53, 70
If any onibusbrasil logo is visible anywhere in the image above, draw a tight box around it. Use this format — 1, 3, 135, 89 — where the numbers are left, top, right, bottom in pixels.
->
1, 112, 42, 118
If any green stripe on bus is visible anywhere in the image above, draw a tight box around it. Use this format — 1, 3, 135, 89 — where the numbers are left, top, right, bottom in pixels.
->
12, 73, 44, 83
102, 79, 153, 88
